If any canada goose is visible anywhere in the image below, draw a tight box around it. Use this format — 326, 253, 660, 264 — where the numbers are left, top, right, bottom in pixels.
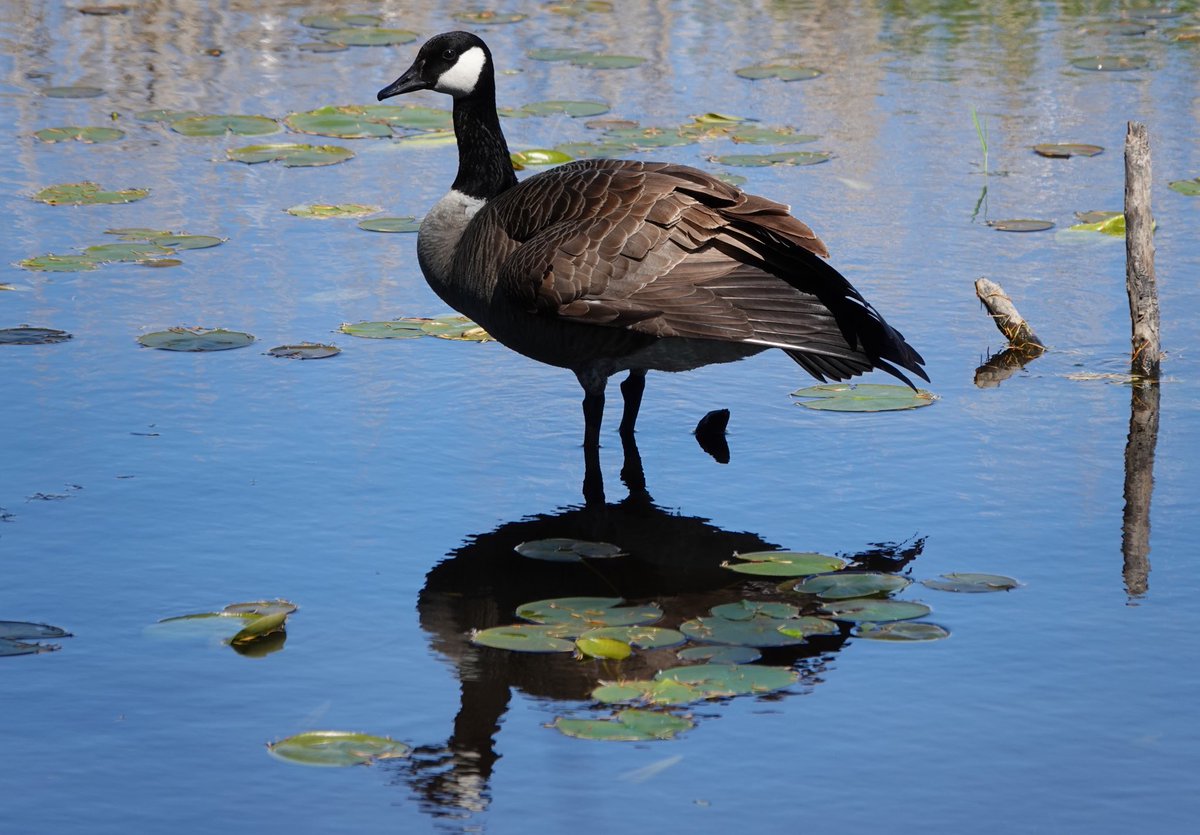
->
377, 31, 927, 450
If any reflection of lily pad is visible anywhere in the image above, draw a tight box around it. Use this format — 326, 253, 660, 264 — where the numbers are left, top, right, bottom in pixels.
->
723, 550, 846, 576
320, 27, 418, 46
1033, 143, 1103, 158
710, 600, 799, 621
921, 573, 1020, 593
35, 126, 124, 143
553, 709, 692, 741
792, 383, 937, 412
357, 216, 421, 233
0, 327, 73, 344
711, 150, 831, 167
228, 143, 354, 167
578, 626, 686, 649
470, 624, 575, 653
267, 343, 341, 360
676, 645, 760, 664
1070, 55, 1148, 71
267, 731, 411, 766
856, 621, 950, 641
33, 182, 149, 205
170, 114, 281, 136
788, 572, 911, 599
137, 328, 255, 352
735, 63, 821, 81
990, 219, 1055, 232
1169, 178, 1200, 196
820, 598, 932, 623
285, 203, 381, 218
514, 537, 625, 562
679, 616, 808, 647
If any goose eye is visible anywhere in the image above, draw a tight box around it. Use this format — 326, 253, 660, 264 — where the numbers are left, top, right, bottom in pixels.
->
442, 49, 455, 60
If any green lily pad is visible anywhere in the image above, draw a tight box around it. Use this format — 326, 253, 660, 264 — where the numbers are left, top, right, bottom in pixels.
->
679, 616, 808, 647
1070, 55, 1148, 71
298, 41, 348, 53
1068, 214, 1126, 235
320, 27, 418, 46
657, 663, 798, 697
592, 678, 705, 706
299, 13, 382, 29
990, 219, 1055, 232
549, 52, 645, 69
788, 572, 912, 599
170, 114, 281, 136
517, 597, 662, 632
452, 10, 527, 24
420, 316, 492, 341
284, 106, 395, 138
267, 731, 411, 766
547, 0, 614, 14
222, 600, 298, 617
578, 626, 686, 649
18, 254, 100, 272
920, 572, 1020, 593
135, 109, 203, 123
357, 216, 421, 233
230, 611, 288, 646
711, 150, 831, 167
390, 129, 457, 147
512, 149, 573, 166
137, 327, 255, 352
1074, 211, 1122, 225
228, 143, 354, 167
35, 126, 125, 143
151, 234, 225, 250
553, 709, 692, 741
602, 126, 698, 149
285, 203, 381, 218
820, 598, 932, 623
791, 383, 937, 412
33, 182, 149, 205
0, 621, 72, 639
469, 624, 575, 653
729, 125, 819, 145
735, 63, 822, 81
709, 600, 799, 621
43, 85, 104, 98
519, 100, 609, 117
856, 621, 950, 641
0, 327, 73, 344
514, 537, 625, 562
527, 47, 591, 61
1033, 143, 1103, 158
106, 227, 175, 238
1169, 178, 1200, 196
361, 104, 453, 130
575, 634, 632, 660
83, 242, 173, 262
723, 550, 846, 577
676, 645, 760, 664
267, 343, 341, 360
339, 320, 428, 339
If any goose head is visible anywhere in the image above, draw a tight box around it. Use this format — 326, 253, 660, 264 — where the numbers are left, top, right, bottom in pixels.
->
377, 31, 492, 101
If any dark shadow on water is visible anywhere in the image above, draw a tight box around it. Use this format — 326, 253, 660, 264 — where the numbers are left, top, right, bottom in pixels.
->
1122, 381, 1159, 599
383, 434, 924, 820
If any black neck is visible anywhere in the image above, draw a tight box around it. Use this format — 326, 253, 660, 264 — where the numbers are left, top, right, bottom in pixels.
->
451, 90, 518, 202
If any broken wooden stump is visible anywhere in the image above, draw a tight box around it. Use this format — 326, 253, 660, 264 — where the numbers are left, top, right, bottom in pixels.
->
1124, 121, 1161, 380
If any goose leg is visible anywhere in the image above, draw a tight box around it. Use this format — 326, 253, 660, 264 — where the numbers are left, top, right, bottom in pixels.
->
618, 369, 646, 438
576, 368, 607, 451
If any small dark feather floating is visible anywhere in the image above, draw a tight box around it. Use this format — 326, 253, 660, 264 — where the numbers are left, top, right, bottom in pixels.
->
377, 32, 927, 449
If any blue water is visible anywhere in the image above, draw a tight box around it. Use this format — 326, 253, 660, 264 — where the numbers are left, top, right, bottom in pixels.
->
3, 1, 1199, 833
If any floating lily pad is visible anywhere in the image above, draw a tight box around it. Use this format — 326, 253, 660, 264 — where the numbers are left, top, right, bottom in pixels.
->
990, 218, 1055, 232
0, 621, 72, 639
357, 216, 421, 233
518, 100, 609, 117
856, 621, 950, 641
676, 645, 760, 664
150, 234, 224, 250
419, 315, 493, 341
339, 320, 426, 339
137, 327, 255, 352
600, 127, 697, 149
729, 125, 819, 145
791, 383, 937, 412
298, 41, 349, 53
679, 616, 808, 647
452, 10, 527, 24
469, 624, 575, 653
170, 114, 281, 136
298, 13, 382, 29
33, 182, 149, 205
83, 242, 173, 262
284, 106, 395, 138
228, 143, 354, 167
723, 550, 846, 576
578, 626, 686, 650
1068, 213, 1126, 235
1033, 143, 1103, 158
735, 63, 821, 81
18, 254, 100, 272
0, 327, 73, 344
222, 600, 298, 617
1168, 178, 1200, 196
230, 611, 288, 646
512, 149, 572, 166
575, 635, 632, 660
1070, 55, 1148, 71
361, 104, 453, 130
135, 109, 203, 123
267, 343, 341, 359
553, 709, 692, 741
43, 85, 104, 98
527, 47, 590, 61
788, 572, 911, 599
390, 129, 457, 147
320, 27, 418, 46
920, 572, 1020, 593
35, 126, 124, 143
514, 537, 625, 562
709, 600, 799, 621
572, 53, 646, 69
517, 597, 662, 632
285, 203, 381, 218
776, 617, 842, 639
107, 227, 175, 238
657, 663, 798, 697
820, 598, 932, 623
267, 731, 411, 766
711, 150, 831, 167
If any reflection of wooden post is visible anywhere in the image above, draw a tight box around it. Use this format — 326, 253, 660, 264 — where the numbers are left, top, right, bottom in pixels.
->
1124, 122, 1161, 379
1121, 382, 1159, 598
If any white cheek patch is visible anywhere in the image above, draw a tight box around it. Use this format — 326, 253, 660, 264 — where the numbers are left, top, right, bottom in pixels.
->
435, 46, 486, 97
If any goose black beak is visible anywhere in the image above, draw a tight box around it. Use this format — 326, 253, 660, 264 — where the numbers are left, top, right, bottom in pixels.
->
377, 63, 429, 100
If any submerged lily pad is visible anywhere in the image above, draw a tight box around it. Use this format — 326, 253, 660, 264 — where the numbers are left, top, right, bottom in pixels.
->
298, 13, 382, 29
170, 115, 281, 137
709, 600, 799, 621
267, 343, 341, 360
18, 254, 100, 272
553, 709, 692, 741
791, 383, 937, 412
676, 645, 760, 664
1168, 178, 1200, 196
856, 621, 950, 641
920, 572, 1020, 593
267, 731, 411, 766
1033, 143, 1103, 158
735, 63, 821, 81
990, 218, 1055, 232
0, 327, 73, 344
285, 203, 381, 218
357, 216, 421, 233
33, 182, 149, 205
679, 616, 808, 647
514, 537, 625, 562
711, 150, 831, 167
578, 626, 686, 650
228, 143, 353, 167
320, 27, 418, 46
35, 126, 124, 143
788, 572, 911, 599
42, 85, 104, 98
723, 550, 846, 577
1070, 55, 1148, 71
470, 624, 575, 653
820, 598, 932, 623
137, 327, 255, 352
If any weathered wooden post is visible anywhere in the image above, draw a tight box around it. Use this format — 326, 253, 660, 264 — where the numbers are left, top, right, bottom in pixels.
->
973, 278, 1044, 387
1124, 122, 1160, 379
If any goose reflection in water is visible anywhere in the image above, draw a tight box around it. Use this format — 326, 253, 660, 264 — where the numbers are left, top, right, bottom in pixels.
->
379, 434, 924, 819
